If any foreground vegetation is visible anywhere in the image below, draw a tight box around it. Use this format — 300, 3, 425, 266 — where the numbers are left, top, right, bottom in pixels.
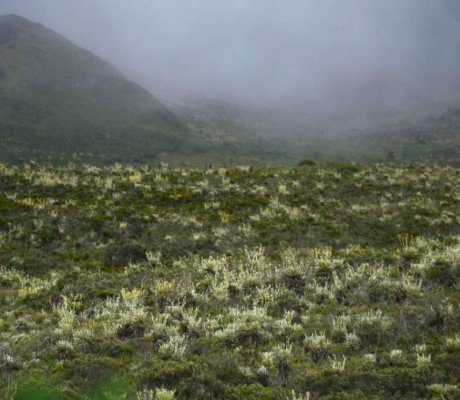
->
0, 162, 459, 399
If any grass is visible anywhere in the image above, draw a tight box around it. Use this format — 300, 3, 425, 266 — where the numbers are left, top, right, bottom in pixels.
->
0, 161, 459, 399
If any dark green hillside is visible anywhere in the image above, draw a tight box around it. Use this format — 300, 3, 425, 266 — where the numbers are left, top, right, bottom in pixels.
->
0, 14, 184, 164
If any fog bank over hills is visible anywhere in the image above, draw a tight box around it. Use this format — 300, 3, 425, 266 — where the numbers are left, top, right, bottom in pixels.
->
1, 0, 459, 118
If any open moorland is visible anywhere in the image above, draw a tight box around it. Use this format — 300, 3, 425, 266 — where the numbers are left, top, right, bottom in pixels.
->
0, 162, 459, 399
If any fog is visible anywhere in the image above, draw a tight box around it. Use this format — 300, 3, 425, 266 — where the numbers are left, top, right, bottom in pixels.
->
1, 0, 460, 115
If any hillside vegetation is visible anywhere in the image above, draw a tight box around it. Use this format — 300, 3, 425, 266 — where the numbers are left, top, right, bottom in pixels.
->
166, 96, 460, 165
0, 162, 459, 399
0, 15, 184, 165
296, 107, 460, 164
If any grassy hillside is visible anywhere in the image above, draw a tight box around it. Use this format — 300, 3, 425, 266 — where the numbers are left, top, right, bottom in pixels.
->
0, 15, 184, 164
169, 97, 460, 165
295, 107, 460, 164
0, 162, 459, 399
167, 98, 306, 163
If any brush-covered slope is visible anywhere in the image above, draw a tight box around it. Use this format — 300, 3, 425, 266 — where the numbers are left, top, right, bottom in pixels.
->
166, 97, 302, 162
170, 96, 460, 165
0, 163, 459, 399
0, 14, 184, 164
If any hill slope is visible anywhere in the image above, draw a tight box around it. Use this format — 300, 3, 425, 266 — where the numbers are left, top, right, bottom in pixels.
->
166, 97, 292, 160
169, 97, 460, 165
0, 14, 184, 164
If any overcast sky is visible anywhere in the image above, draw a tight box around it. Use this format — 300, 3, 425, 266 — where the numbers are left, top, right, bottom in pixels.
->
1, 0, 460, 113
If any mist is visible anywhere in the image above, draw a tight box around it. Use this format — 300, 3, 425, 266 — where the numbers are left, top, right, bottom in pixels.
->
1, 0, 460, 116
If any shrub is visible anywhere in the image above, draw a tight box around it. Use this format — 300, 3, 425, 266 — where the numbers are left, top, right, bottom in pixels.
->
104, 240, 147, 267
233, 384, 278, 400
297, 159, 316, 167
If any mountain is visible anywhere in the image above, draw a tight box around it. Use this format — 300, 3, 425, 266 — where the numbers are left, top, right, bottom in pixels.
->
1, 14, 457, 167
166, 97, 309, 162
0, 14, 184, 164
169, 96, 460, 164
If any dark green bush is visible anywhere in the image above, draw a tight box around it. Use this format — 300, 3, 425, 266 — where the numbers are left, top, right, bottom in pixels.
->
104, 240, 147, 267
297, 159, 316, 167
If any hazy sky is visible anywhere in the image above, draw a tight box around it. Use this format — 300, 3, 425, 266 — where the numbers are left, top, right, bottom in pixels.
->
1, 0, 459, 113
